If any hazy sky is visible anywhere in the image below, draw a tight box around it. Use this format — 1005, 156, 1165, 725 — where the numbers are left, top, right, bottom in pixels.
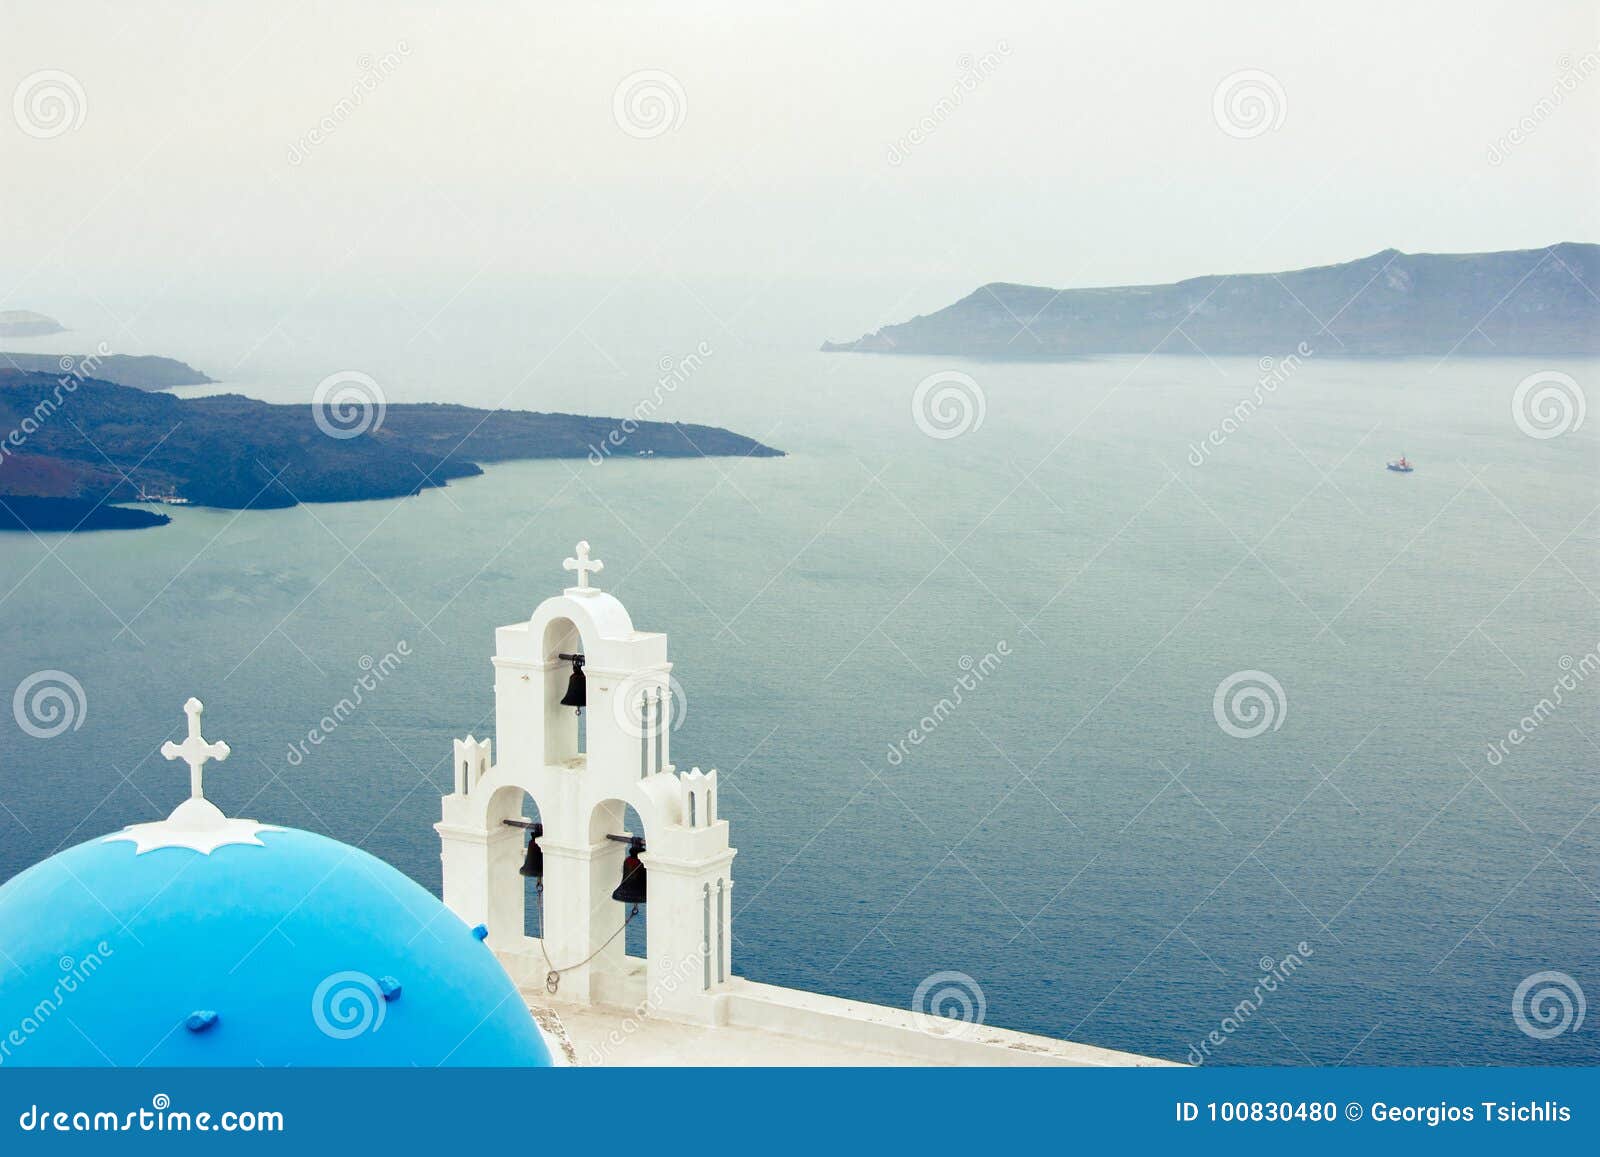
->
3, 0, 1597, 315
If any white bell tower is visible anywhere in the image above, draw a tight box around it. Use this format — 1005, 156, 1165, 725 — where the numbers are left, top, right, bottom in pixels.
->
436, 543, 737, 1023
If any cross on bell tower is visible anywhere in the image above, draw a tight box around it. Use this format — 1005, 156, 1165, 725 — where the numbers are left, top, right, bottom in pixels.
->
562, 541, 604, 595
161, 697, 231, 800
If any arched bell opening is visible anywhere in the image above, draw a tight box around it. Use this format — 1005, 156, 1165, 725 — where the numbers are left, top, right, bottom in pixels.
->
587, 797, 650, 962
513, 794, 547, 939
541, 616, 586, 765
485, 784, 546, 944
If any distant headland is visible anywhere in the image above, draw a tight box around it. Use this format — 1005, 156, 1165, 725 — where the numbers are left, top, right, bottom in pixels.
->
0, 370, 782, 532
1, 351, 214, 390
0, 311, 66, 339
822, 243, 1600, 358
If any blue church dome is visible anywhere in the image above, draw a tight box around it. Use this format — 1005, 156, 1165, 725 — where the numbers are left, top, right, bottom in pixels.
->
0, 759, 551, 1067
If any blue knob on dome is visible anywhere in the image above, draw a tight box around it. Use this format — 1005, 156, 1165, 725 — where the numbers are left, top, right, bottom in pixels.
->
379, 976, 402, 1001
186, 1011, 219, 1033
471, 923, 488, 941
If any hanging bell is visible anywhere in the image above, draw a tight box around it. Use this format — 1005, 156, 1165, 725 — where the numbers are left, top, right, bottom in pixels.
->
558, 653, 586, 713
611, 838, 647, 905
518, 823, 544, 879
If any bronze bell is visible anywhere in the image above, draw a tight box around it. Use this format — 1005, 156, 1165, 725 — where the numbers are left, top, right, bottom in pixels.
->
519, 823, 544, 879
611, 837, 647, 905
558, 653, 585, 713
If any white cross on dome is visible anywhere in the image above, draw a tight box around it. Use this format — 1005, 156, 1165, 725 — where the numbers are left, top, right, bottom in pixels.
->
107, 696, 278, 855
161, 696, 231, 800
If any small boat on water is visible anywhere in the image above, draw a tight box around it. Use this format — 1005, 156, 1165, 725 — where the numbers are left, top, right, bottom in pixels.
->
1386, 456, 1414, 473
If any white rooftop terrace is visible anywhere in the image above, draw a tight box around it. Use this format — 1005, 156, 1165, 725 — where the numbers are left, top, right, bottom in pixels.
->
519, 966, 1175, 1067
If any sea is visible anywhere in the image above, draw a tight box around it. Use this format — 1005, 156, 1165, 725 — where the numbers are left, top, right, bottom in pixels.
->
2, 276, 1596, 1066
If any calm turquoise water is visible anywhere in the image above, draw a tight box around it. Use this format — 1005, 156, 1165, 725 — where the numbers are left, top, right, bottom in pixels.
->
2, 283, 1596, 1065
